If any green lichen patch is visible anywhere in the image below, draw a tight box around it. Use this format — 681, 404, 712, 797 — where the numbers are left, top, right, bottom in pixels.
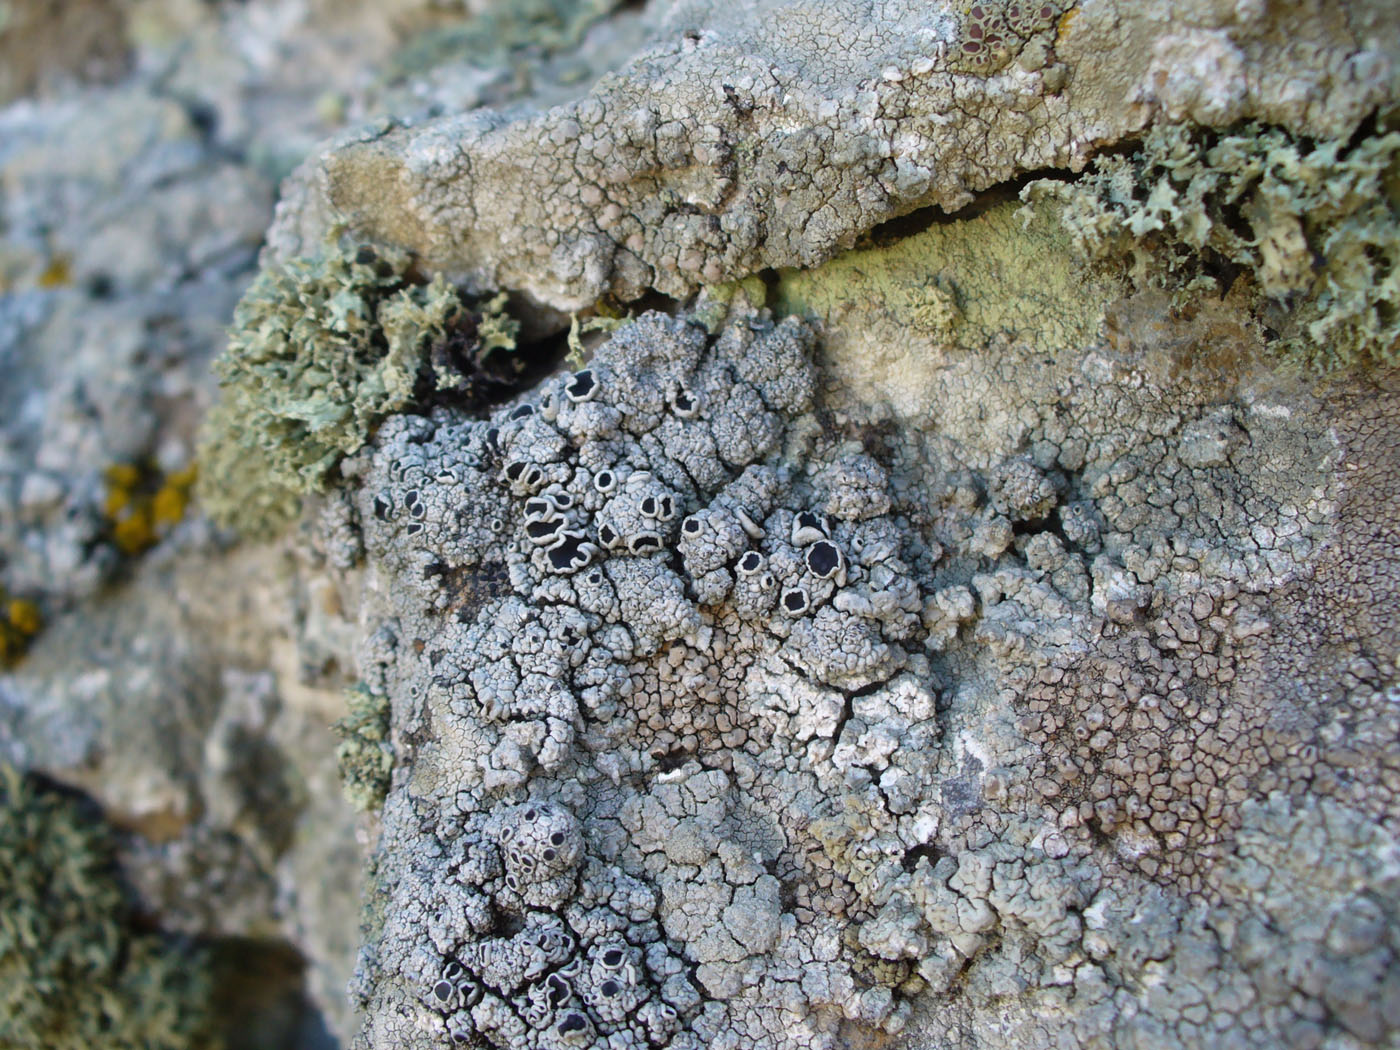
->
772, 199, 1111, 354
332, 684, 393, 813
197, 241, 519, 539
1022, 122, 1400, 371
0, 765, 218, 1050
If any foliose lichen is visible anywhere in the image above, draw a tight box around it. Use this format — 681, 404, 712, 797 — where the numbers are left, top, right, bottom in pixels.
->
1022, 121, 1400, 370
196, 239, 519, 538
0, 764, 218, 1050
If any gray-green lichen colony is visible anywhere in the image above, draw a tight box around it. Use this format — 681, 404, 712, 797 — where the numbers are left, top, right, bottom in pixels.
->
0, 765, 218, 1050
335, 683, 395, 813
1023, 122, 1400, 370
197, 240, 517, 539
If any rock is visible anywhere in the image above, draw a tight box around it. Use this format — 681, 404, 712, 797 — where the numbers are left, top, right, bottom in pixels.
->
4, 1, 1400, 1049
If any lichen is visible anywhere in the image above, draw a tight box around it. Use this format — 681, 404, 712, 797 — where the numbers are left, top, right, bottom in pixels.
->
768, 199, 1113, 421
773, 201, 1108, 355
333, 683, 394, 813
324, 271, 1400, 1049
0, 587, 41, 668
948, 0, 1066, 75
0, 764, 218, 1050
1022, 121, 1400, 370
102, 461, 198, 557
196, 239, 518, 538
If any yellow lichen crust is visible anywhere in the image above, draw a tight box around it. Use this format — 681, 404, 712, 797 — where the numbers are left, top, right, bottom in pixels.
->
770, 201, 1113, 418
0, 590, 42, 668
0, 765, 219, 1050
774, 201, 1108, 354
197, 241, 510, 539
102, 461, 198, 557
1022, 122, 1400, 371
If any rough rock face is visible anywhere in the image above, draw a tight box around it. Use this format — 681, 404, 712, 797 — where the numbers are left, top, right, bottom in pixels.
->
2, 1, 1399, 1050
268, 0, 1399, 308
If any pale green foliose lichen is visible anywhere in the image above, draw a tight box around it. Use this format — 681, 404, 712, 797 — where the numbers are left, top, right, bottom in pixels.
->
0, 765, 218, 1050
332, 684, 393, 813
1023, 122, 1400, 370
197, 240, 513, 538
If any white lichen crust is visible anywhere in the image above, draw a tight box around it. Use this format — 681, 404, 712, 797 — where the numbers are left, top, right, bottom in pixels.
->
342, 299, 1400, 1050
348, 308, 945, 1049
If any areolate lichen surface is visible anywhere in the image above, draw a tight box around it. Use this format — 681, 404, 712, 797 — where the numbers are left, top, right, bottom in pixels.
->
328, 292, 1400, 1050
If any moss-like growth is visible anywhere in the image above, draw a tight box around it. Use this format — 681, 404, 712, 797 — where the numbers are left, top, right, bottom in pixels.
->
332, 684, 393, 813
0, 764, 218, 1050
1023, 122, 1400, 370
197, 241, 518, 538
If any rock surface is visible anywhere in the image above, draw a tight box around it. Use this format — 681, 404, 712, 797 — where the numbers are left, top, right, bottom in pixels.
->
268, 0, 1399, 308
1, 1, 1398, 1050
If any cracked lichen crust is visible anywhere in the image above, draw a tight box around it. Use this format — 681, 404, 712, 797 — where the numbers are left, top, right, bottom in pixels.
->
267, 0, 1398, 309
345, 309, 947, 1047
1023, 122, 1400, 369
